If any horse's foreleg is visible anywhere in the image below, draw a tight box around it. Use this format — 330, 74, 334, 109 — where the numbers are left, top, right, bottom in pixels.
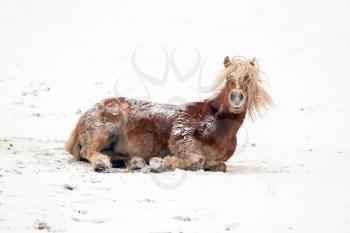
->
149, 156, 188, 172
149, 153, 205, 172
173, 137, 206, 171
152, 136, 206, 172
204, 161, 227, 172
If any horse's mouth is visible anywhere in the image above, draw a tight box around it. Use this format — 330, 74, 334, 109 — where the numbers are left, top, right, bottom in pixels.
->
230, 102, 245, 113
232, 106, 242, 110
230, 102, 244, 109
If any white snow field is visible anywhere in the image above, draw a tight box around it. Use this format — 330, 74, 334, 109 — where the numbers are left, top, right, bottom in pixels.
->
0, 0, 350, 232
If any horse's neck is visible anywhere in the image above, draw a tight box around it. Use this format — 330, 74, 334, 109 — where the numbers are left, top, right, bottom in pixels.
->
216, 109, 246, 140
205, 95, 247, 138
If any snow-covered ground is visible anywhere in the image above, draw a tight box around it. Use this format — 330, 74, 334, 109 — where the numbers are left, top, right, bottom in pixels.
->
0, 0, 350, 232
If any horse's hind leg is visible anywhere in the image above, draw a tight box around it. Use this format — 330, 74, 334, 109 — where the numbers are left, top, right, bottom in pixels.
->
79, 131, 112, 172
84, 151, 112, 172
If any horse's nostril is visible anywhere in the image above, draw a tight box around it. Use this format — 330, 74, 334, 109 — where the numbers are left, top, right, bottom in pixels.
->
239, 93, 243, 101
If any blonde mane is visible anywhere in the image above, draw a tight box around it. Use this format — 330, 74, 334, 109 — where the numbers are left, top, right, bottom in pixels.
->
211, 56, 272, 118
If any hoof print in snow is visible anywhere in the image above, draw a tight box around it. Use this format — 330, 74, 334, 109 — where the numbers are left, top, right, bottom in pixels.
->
64, 184, 75, 191
174, 216, 191, 222
72, 217, 81, 222
34, 220, 50, 231
92, 219, 105, 224
7, 144, 14, 150
76, 209, 88, 215
224, 223, 240, 231
139, 198, 155, 203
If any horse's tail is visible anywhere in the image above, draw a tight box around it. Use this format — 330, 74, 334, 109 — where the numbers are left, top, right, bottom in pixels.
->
65, 127, 81, 160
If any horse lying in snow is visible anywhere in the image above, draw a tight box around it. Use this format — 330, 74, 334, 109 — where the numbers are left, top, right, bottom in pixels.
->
65, 56, 271, 172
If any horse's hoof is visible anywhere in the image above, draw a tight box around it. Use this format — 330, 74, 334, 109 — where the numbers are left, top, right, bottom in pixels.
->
214, 162, 226, 172
129, 157, 146, 171
94, 159, 111, 173
149, 157, 164, 173
206, 163, 226, 172
204, 161, 227, 172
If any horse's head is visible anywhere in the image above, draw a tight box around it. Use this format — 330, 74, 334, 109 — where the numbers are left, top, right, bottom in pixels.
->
212, 56, 272, 117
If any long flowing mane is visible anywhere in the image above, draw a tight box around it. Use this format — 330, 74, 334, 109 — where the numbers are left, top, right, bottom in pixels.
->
211, 56, 272, 118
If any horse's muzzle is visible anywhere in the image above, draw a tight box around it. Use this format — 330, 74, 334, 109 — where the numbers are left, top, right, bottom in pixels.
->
230, 90, 245, 108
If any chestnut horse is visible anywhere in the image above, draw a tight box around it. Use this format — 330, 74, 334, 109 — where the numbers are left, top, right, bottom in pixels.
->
65, 56, 271, 172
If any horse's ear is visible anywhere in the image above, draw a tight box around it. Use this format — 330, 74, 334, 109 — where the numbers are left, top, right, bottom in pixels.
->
223, 56, 231, 68
249, 58, 257, 67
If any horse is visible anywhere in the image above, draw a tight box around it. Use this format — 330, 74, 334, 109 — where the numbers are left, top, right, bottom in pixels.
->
65, 56, 271, 172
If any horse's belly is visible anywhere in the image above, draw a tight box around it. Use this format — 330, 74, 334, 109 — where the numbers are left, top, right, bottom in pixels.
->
114, 122, 171, 162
